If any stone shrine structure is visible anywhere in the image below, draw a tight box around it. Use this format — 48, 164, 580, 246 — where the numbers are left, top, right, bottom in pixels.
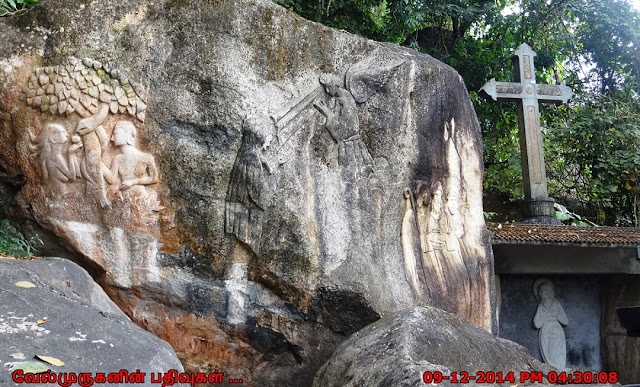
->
480, 43, 573, 224
0, 0, 494, 384
490, 223, 640, 384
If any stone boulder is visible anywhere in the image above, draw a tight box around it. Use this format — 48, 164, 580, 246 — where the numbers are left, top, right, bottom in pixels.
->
0, 257, 184, 386
0, 0, 493, 385
313, 306, 569, 387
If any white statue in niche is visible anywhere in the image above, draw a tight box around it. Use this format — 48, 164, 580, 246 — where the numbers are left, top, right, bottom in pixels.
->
30, 123, 83, 198
533, 278, 568, 370
103, 120, 159, 212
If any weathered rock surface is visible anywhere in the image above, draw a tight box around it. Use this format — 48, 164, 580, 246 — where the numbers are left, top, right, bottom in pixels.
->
0, 257, 184, 386
0, 0, 492, 385
313, 306, 598, 387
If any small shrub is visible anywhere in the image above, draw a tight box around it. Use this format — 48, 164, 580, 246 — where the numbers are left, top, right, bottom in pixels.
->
0, 218, 43, 257
0, 0, 38, 17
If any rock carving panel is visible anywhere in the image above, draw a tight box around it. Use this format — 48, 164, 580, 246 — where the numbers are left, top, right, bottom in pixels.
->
314, 73, 374, 181
415, 181, 470, 308
401, 119, 474, 318
20, 57, 161, 233
28, 122, 82, 198
225, 52, 405, 252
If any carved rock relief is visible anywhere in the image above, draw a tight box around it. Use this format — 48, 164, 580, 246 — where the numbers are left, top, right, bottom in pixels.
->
533, 278, 568, 370
20, 57, 162, 234
225, 113, 276, 254
401, 119, 475, 318
224, 52, 405, 254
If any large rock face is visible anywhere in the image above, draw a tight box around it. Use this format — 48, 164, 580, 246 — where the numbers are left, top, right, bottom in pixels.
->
0, 0, 492, 384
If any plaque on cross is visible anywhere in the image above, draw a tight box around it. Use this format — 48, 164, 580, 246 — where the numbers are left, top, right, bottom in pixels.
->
480, 43, 573, 204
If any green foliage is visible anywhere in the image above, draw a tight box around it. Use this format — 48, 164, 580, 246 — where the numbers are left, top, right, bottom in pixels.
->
483, 211, 498, 220
544, 86, 640, 226
0, 218, 42, 257
0, 0, 38, 17
553, 203, 596, 226
274, 0, 640, 226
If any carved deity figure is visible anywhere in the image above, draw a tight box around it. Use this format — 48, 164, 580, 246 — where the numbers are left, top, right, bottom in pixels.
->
416, 181, 469, 312
225, 114, 275, 253
31, 123, 83, 197
314, 73, 374, 180
533, 278, 568, 370
103, 120, 159, 200
421, 182, 463, 258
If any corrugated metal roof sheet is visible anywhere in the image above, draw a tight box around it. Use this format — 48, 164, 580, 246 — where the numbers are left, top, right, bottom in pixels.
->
487, 223, 640, 246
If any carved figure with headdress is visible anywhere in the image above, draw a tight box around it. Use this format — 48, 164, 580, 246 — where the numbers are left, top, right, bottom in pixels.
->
225, 113, 276, 253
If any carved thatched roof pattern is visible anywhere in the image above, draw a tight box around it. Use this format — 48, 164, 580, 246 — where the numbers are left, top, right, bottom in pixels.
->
487, 223, 640, 246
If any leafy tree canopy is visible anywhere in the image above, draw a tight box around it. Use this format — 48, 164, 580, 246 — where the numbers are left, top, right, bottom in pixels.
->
274, 0, 640, 226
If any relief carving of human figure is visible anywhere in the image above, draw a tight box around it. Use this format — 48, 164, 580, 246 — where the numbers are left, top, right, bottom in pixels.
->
103, 120, 159, 201
31, 123, 83, 198
533, 278, 569, 370
417, 181, 469, 313
314, 73, 374, 181
225, 113, 276, 254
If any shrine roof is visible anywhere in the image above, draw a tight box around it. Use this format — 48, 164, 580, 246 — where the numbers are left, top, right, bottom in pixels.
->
487, 223, 640, 246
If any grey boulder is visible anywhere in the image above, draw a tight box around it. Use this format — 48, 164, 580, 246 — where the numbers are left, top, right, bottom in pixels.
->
0, 257, 184, 387
314, 306, 566, 387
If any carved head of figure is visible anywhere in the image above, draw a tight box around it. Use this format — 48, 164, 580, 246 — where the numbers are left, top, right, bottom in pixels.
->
112, 121, 137, 147
319, 73, 344, 97
46, 123, 68, 145
243, 113, 273, 151
534, 278, 556, 300
431, 182, 444, 214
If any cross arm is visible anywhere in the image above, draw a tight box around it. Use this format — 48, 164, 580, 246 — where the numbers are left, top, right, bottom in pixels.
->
480, 79, 573, 106
536, 83, 573, 105
479, 78, 522, 102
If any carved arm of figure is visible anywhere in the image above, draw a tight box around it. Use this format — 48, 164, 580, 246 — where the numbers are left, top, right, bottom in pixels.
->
76, 104, 109, 136
102, 155, 119, 187
554, 301, 569, 326
76, 105, 110, 153
258, 150, 275, 175
534, 301, 567, 328
313, 100, 339, 142
121, 153, 159, 190
52, 153, 74, 183
533, 303, 545, 329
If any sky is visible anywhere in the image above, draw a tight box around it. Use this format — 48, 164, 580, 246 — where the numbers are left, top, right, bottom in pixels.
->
631, 0, 640, 10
